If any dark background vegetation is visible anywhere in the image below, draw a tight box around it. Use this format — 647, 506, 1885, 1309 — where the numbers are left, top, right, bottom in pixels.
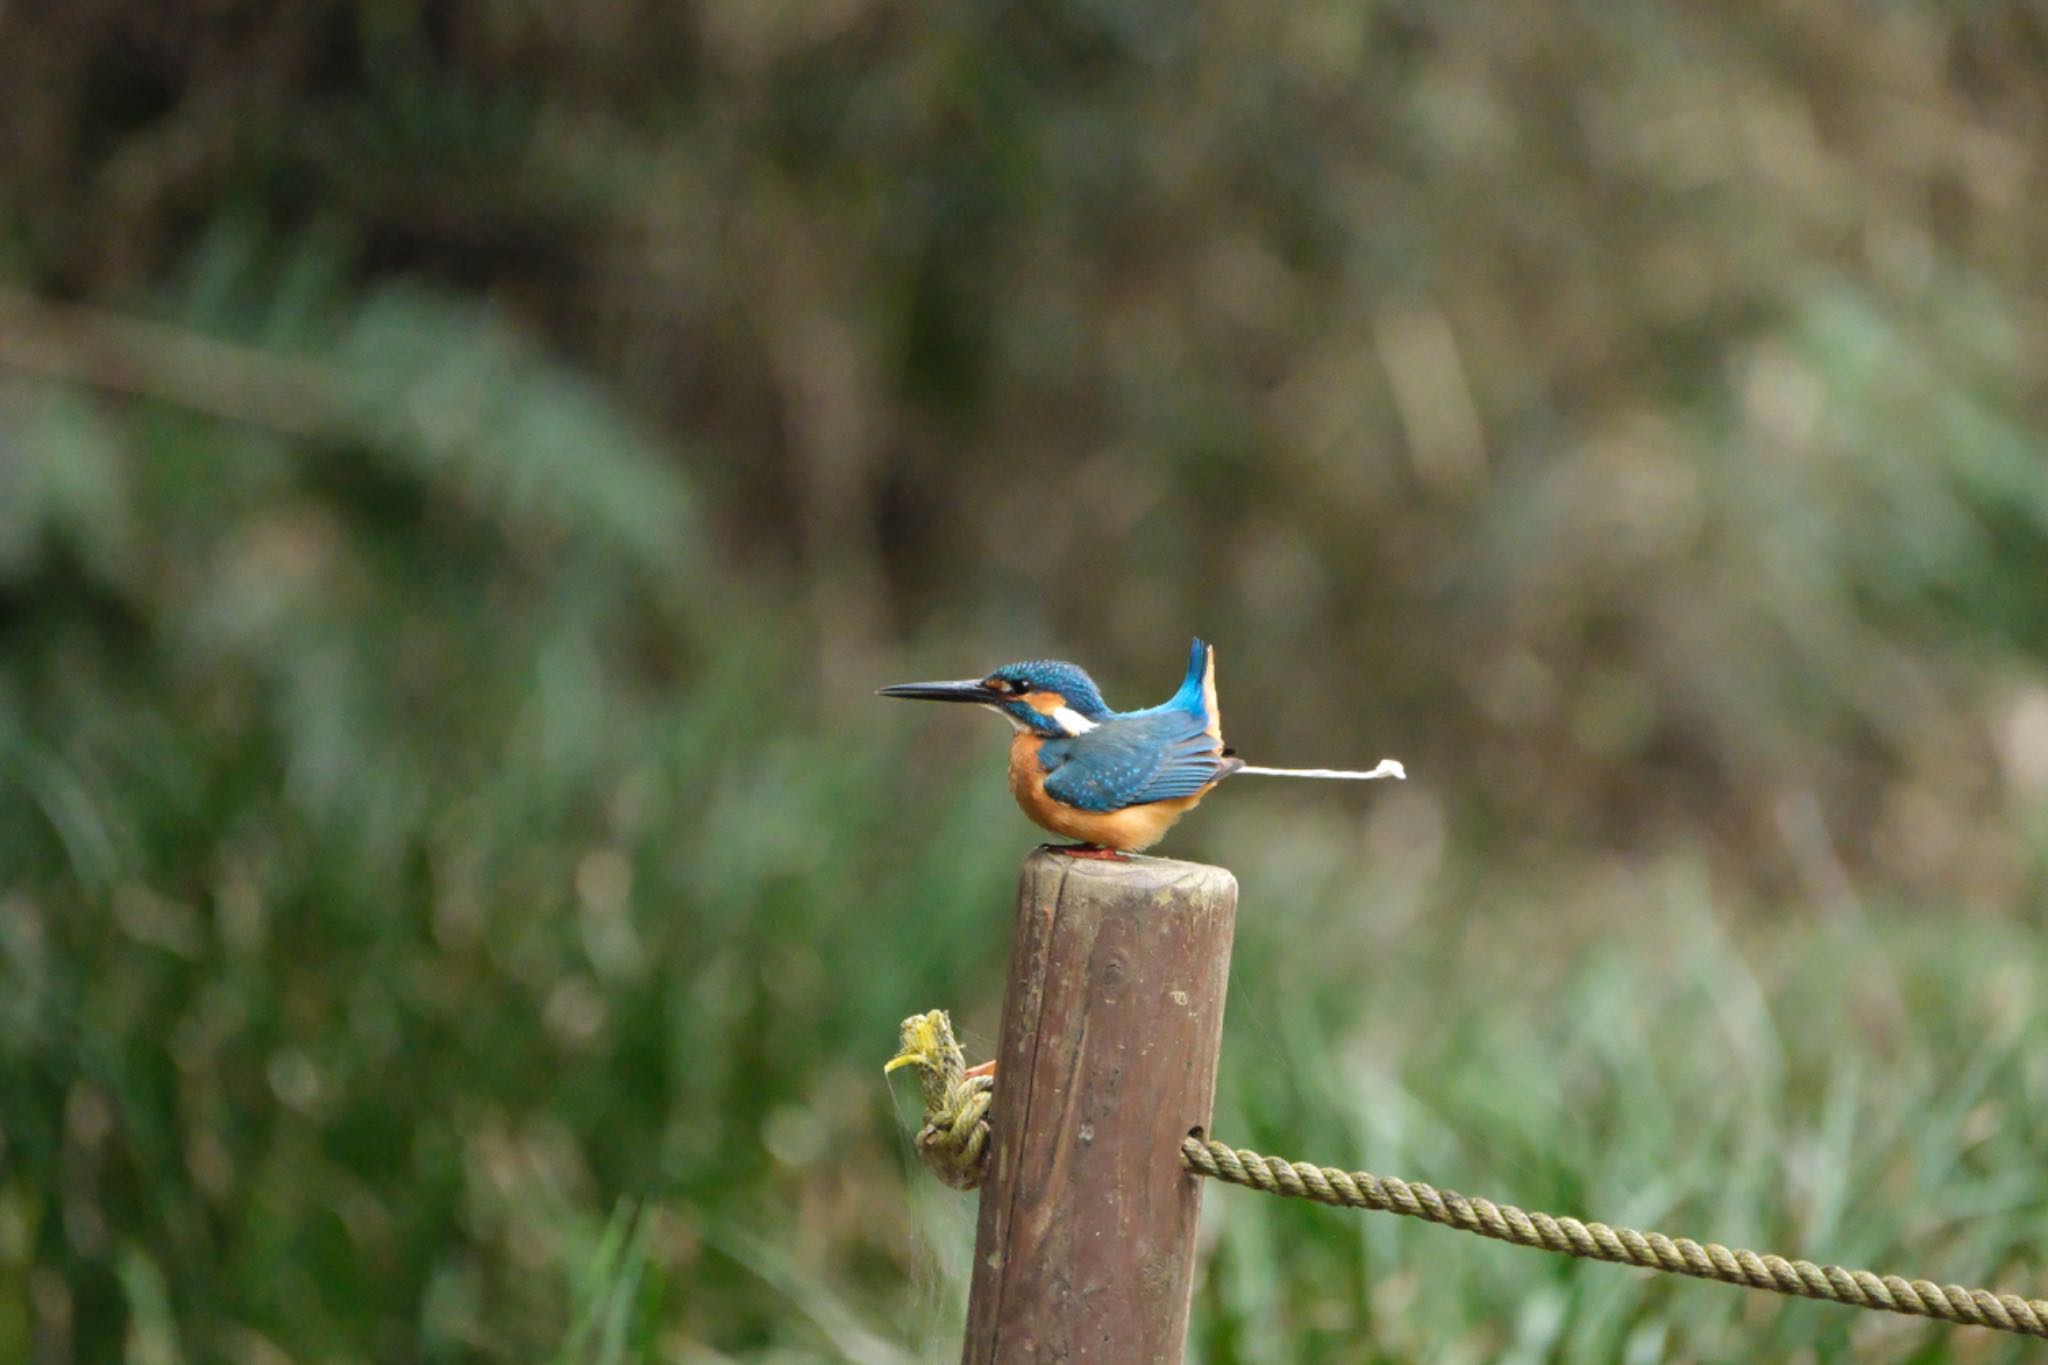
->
4, 3, 2048, 1360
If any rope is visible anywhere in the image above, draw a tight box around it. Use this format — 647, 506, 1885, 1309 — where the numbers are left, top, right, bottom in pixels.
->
885, 1010, 994, 1190
1180, 1137, 2048, 1338
887, 1008, 2048, 1340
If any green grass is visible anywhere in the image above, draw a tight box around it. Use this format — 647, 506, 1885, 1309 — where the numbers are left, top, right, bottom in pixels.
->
1192, 855, 2048, 1364
841, 835, 2048, 1365
16, 596, 2048, 1364
9, 31, 2048, 1346
3, 362, 2045, 1360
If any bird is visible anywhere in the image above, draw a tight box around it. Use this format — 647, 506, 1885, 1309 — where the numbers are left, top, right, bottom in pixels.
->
879, 638, 1404, 859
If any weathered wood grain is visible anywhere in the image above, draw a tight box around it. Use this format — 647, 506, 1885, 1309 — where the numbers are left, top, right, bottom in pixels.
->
963, 848, 1239, 1364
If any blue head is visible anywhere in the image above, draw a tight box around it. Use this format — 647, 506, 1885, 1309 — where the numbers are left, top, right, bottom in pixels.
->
879, 658, 1113, 737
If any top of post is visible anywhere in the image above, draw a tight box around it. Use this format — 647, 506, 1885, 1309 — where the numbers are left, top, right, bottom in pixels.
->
1019, 846, 1238, 901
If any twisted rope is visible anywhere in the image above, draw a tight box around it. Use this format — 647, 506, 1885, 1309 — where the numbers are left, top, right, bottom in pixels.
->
1181, 1137, 2048, 1339
888, 1008, 2048, 1339
886, 1011, 995, 1190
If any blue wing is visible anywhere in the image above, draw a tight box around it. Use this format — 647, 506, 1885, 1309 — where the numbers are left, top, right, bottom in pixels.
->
1040, 708, 1228, 813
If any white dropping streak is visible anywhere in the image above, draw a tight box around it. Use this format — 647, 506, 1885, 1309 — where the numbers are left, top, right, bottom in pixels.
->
1237, 759, 1406, 781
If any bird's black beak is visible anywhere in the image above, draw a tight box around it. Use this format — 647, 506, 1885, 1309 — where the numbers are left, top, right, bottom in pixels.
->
877, 679, 1002, 705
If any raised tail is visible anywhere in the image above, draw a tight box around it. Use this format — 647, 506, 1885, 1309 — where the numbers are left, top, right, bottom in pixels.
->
1234, 759, 1406, 781
1168, 637, 1224, 741
1167, 637, 1209, 708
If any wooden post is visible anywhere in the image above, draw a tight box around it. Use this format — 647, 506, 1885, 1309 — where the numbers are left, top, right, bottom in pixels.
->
963, 849, 1239, 1363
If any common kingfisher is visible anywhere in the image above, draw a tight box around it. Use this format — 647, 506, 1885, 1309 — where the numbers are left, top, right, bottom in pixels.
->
880, 638, 1404, 858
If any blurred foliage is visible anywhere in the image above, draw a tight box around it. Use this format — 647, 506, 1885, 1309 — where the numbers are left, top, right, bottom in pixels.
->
3, 0, 2048, 1360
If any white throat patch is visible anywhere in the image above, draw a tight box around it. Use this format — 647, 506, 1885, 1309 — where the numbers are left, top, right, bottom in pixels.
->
984, 703, 1098, 736
1050, 706, 1098, 736
983, 703, 1031, 732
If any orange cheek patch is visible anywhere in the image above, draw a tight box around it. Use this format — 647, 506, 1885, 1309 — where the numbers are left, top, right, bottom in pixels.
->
1022, 690, 1066, 715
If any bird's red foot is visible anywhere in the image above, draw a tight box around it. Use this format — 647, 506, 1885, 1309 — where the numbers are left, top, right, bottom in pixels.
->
963, 1059, 997, 1080
1052, 843, 1128, 861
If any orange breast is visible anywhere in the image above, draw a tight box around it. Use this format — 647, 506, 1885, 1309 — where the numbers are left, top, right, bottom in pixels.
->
1007, 733, 1216, 852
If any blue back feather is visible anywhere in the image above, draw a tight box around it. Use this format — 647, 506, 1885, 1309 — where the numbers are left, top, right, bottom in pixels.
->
1034, 638, 1228, 812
